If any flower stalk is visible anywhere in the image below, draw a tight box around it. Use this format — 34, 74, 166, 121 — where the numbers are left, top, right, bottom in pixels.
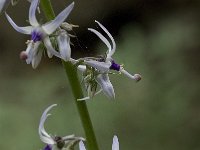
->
40, 1, 99, 150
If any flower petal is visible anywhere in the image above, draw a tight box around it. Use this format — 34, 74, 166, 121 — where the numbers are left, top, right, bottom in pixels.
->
42, 2, 74, 34
29, 0, 39, 26
79, 141, 86, 150
95, 20, 116, 58
88, 28, 111, 53
5, 13, 33, 34
57, 30, 71, 61
32, 48, 43, 69
62, 134, 75, 141
43, 37, 61, 58
25, 42, 34, 64
84, 60, 111, 73
39, 114, 55, 145
95, 74, 115, 99
112, 135, 119, 150
39, 104, 57, 145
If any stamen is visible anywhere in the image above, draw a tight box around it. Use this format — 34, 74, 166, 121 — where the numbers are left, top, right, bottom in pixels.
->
20, 51, 28, 60
133, 74, 142, 82
43, 145, 52, 150
26, 40, 32, 45
31, 31, 42, 42
109, 61, 120, 71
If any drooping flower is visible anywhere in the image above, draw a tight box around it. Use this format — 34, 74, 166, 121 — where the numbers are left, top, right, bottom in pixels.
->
85, 21, 141, 81
39, 104, 84, 150
5, 0, 74, 68
79, 135, 119, 150
77, 21, 141, 100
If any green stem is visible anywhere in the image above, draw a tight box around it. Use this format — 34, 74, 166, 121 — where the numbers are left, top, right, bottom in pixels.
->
40, 0, 55, 20
40, 1, 99, 150
62, 61, 99, 150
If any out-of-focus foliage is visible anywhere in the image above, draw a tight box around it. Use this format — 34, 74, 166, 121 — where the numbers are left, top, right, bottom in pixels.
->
0, 0, 200, 150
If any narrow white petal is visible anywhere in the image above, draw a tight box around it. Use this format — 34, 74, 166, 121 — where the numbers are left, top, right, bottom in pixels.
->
42, 2, 74, 34
63, 135, 85, 142
95, 20, 116, 58
112, 135, 119, 150
0, 0, 10, 13
62, 134, 75, 140
120, 69, 141, 82
39, 114, 55, 145
39, 114, 51, 138
57, 30, 71, 61
88, 28, 111, 53
40, 134, 55, 145
79, 141, 86, 150
32, 48, 43, 69
47, 49, 53, 58
43, 37, 61, 58
29, 0, 39, 26
25, 42, 35, 64
5, 13, 33, 34
95, 74, 115, 99
84, 60, 111, 73
39, 104, 57, 145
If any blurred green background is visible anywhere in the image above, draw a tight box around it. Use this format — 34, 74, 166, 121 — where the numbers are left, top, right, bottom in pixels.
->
0, 0, 200, 149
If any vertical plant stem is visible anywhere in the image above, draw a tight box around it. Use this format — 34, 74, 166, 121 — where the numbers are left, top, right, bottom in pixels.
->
40, 0, 55, 20
62, 61, 99, 150
40, 1, 99, 150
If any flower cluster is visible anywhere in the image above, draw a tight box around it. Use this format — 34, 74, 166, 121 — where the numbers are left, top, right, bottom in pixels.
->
4, 0, 141, 99
1, 0, 141, 149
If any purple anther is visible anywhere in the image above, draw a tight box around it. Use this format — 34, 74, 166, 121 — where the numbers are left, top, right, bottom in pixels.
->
43, 145, 52, 150
31, 31, 42, 42
109, 61, 120, 71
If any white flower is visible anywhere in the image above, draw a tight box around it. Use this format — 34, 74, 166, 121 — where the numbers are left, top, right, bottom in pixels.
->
79, 135, 119, 150
85, 21, 141, 81
78, 21, 141, 100
39, 104, 84, 150
5, 0, 74, 68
